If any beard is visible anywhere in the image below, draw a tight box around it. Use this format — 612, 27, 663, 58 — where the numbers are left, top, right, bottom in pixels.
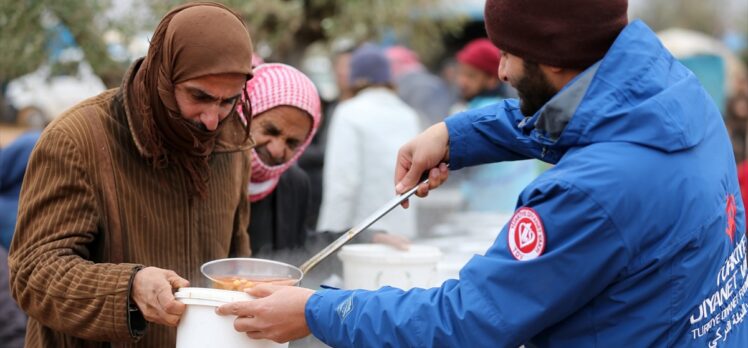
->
514, 61, 559, 116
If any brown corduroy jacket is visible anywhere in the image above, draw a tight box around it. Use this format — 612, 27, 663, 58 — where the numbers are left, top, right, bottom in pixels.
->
8, 61, 253, 347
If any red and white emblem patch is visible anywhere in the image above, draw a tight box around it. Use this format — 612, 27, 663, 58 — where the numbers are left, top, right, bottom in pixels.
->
507, 207, 546, 261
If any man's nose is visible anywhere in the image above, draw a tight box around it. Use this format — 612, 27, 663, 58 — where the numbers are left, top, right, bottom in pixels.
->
266, 140, 287, 164
199, 107, 220, 131
498, 59, 508, 82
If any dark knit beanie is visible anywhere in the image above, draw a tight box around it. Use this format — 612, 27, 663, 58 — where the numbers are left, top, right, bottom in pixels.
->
456, 39, 501, 76
484, 0, 628, 69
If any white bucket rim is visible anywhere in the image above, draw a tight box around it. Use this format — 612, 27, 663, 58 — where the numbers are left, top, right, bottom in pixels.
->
175, 287, 252, 308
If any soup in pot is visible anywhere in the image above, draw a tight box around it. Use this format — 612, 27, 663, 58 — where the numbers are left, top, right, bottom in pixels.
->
211, 275, 299, 291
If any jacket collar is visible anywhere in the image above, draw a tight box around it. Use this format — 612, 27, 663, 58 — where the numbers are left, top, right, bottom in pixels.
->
531, 62, 601, 143
520, 20, 706, 154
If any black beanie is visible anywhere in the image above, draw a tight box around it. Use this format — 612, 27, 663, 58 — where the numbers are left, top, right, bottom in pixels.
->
484, 0, 628, 70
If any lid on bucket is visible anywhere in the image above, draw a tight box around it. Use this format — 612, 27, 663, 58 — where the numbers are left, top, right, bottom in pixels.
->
175, 287, 252, 305
338, 244, 442, 264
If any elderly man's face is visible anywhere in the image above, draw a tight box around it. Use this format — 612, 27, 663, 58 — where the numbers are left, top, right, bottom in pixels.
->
250, 106, 312, 166
174, 73, 246, 131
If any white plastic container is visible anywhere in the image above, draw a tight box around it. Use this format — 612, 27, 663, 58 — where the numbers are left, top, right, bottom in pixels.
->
337, 244, 442, 290
434, 253, 475, 286
174, 287, 287, 348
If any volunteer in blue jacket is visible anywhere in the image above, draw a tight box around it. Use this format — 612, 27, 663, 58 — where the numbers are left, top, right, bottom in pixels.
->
217, 0, 748, 346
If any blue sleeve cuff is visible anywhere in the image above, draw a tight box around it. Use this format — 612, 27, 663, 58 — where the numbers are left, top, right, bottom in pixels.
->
444, 113, 475, 170
304, 291, 322, 340
305, 289, 353, 343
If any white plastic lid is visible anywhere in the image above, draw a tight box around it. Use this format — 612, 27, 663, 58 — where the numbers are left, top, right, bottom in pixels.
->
175, 287, 252, 306
338, 244, 442, 264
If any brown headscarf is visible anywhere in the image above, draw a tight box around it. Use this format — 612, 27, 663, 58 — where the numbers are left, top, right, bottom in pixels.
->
129, 2, 253, 198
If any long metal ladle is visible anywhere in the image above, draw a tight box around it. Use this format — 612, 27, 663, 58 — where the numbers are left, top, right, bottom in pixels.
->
299, 177, 429, 274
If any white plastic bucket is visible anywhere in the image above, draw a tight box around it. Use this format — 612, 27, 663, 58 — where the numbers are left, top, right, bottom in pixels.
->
434, 253, 474, 286
337, 244, 442, 290
175, 287, 287, 348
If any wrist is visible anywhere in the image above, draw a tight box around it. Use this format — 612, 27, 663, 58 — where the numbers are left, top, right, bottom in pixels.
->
445, 139, 450, 163
127, 265, 147, 339
438, 122, 450, 162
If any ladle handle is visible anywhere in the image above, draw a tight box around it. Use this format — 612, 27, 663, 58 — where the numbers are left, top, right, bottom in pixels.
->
299, 177, 428, 274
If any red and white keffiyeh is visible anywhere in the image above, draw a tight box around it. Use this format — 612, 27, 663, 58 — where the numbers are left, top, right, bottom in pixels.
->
241, 63, 322, 202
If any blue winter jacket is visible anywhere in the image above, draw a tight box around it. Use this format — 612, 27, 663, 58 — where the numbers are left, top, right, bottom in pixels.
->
305, 21, 748, 347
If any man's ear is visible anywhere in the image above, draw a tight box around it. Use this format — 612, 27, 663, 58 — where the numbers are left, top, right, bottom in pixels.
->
540, 64, 582, 91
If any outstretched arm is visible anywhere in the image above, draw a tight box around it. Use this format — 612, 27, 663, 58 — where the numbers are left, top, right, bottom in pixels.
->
395, 100, 543, 200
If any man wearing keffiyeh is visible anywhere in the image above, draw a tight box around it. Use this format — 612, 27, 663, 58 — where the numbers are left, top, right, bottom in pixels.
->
243, 63, 321, 254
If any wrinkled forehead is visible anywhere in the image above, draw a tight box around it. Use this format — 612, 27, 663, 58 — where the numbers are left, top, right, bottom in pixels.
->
255, 106, 313, 127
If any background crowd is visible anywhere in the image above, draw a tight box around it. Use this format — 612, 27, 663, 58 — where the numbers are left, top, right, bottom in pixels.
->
1, 0, 748, 347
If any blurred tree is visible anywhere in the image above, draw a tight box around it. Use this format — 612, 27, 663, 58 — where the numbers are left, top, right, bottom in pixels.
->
46, 0, 127, 87
150, 0, 466, 67
633, 0, 748, 56
632, 0, 748, 82
0, 0, 127, 87
0, 0, 464, 122
633, 0, 725, 35
0, 1, 46, 122
0, 2, 47, 83
733, 2, 748, 66
0, 0, 133, 122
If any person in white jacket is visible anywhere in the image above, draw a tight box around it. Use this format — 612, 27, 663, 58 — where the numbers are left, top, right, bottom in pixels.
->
317, 43, 421, 238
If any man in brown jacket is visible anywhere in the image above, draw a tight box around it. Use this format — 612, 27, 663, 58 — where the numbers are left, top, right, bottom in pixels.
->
8, 3, 255, 347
